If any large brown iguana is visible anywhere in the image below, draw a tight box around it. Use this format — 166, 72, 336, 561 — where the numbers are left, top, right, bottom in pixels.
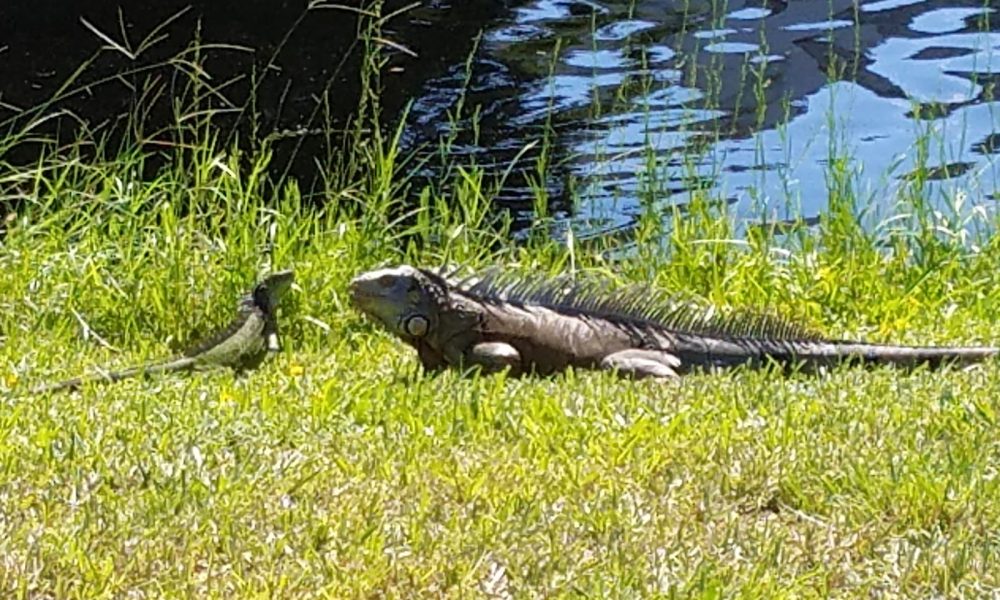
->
26, 269, 295, 394
348, 265, 997, 379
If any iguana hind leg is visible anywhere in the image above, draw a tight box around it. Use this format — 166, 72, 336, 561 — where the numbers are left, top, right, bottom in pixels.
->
601, 349, 680, 380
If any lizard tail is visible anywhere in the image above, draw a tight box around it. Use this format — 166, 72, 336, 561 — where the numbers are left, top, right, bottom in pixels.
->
804, 342, 1000, 369
28, 357, 198, 395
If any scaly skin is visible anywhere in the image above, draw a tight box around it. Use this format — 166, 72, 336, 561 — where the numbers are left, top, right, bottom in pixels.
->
28, 269, 294, 394
348, 265, 998, 380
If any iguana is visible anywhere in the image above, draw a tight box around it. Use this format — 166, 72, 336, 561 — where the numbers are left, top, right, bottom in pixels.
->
348, 265, 997, 379
27, 269, 295, 394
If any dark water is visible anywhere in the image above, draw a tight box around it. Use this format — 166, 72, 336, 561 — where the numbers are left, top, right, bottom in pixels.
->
0, 0, 507, 191
402, 0, 1000, 238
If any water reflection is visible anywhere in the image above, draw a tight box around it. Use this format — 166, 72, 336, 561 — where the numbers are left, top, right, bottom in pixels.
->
406, 0, 999, 238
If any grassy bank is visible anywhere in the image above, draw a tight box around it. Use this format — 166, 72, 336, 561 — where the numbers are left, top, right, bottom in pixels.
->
1, 130, 999, 598
2, 11, 1000, 598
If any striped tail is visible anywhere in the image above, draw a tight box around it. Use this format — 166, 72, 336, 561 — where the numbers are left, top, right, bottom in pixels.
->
798, 341, 999, 369
28, 356, 197, 395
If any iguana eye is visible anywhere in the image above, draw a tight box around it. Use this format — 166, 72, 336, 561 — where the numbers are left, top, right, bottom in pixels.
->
402, 315, 429, 337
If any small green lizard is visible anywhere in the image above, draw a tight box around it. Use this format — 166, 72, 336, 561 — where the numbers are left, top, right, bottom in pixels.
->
28, 269, 294, 394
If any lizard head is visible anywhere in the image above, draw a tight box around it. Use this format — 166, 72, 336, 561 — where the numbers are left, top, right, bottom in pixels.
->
253, 269, 295, 310
348, 265, 446, 341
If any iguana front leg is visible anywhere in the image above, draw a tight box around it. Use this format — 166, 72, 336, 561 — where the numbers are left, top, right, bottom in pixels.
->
469, 342, 521, 373
416, 341, 448, 372
601, 349, 680, 380
440, 341, 521, 374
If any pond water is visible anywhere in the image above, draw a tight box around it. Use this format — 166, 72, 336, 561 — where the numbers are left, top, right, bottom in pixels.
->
2, 0, 996, 241
403, 0, 1000, 239
0, 0, 505, 188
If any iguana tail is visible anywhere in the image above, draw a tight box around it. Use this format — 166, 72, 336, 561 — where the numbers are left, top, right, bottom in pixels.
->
818, 342, 1000, 368
750, 341, 1000, 370
28, 356, 198, 395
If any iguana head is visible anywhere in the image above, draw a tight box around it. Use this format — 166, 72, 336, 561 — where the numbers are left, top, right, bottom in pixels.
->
348, 265, 446, 340
253, 269, 294, 352
252, 269, 295, 310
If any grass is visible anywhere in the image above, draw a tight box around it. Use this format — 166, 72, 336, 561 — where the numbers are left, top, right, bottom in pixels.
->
2, 3, 1000, 598
2, 133, 1000, 598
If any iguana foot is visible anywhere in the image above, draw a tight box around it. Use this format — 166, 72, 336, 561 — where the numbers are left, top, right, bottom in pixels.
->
601, 349, 680, 380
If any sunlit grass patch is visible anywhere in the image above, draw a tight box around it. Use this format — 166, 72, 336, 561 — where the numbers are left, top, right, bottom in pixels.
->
3, 134, 1000, 594
2, 6, 1000, 597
